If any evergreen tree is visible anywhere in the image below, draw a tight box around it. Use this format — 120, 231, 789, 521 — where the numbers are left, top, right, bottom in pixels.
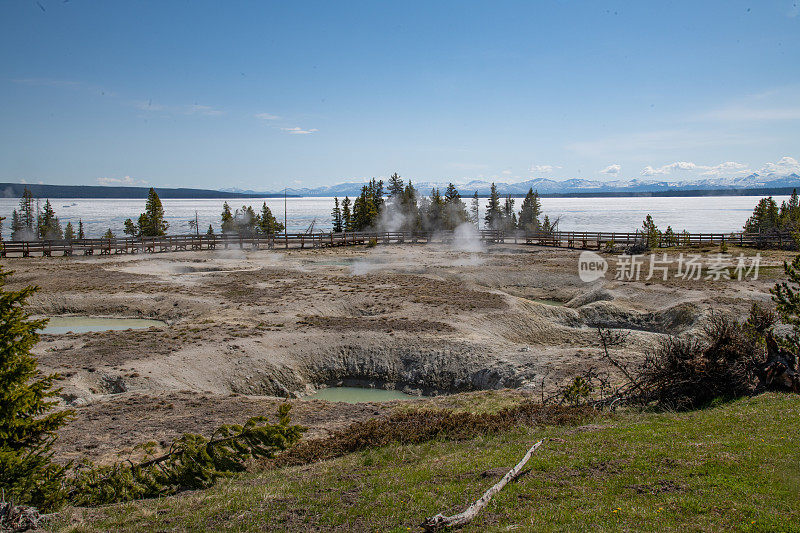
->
642, 214, 661, 248
331, 197, 343, 233
503, 195, 517, 232
234, 205, 258, 234
18, 187, 36, 234
541, 214, 554, 237
138, 188, 168, 236
11, 210, 23, 240
64, 222, 75, 241
423, 188, 445, 231
663, 225, 676, 246
206, 224, 215, 237
103, 228, 115, 239
387, 173, 404, 198
517, 188, 542, 232
258, 203, 283, 234
37, 200, 62, 240
123, 218, 138, 237
342, 196, 353, 231
778, 189, 800, 230
0, 266, 73, 509
771, 255, 800, 358
77, 219, 85, 240
352, 180, 383, 231
470, 191, 480, 229
442, 183, 469, 230
484, 183, 503, 230
220, 202, 235, 233
744, 197, 780, 233
0, 215, 5, 241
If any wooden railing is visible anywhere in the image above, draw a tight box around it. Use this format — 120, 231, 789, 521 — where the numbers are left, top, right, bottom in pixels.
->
0, 230, 504, 257
0, 228, 791, 258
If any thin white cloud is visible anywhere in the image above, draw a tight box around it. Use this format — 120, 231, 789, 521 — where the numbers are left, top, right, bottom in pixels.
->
12, 78, 82, 88
501, 169, 512, 175
702, 106, 800, 121
600, 164, 621, 175
254, 112, 280, 120
569, 129, 759, 157
96, 176, 147, 186
132, 100, 167, 111
641, 161, 749, 177
698, 161, 749, 177
698, 85, 800, 122
449, 163, 490, 171
759, 156, 800, 175
529, 164, 559, 174
187, 104, 223, 116
281, 127, 318, 135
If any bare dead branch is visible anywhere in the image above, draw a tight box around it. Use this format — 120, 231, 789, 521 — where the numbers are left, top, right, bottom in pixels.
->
421, 440, 543, 531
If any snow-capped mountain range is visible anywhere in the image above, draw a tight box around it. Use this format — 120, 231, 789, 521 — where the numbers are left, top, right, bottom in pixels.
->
221, 172, 800, 197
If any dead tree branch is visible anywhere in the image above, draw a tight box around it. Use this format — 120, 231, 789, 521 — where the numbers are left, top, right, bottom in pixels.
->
421, 440, 543, 531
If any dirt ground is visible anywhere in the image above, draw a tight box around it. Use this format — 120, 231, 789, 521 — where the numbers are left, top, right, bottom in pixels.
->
4, 241, 789, 463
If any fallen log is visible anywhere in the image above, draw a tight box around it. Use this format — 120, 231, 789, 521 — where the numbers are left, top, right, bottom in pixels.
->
421, 440, 543, 531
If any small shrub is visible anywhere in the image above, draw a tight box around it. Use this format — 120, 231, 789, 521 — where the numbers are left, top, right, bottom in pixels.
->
367, 237, 378, 248
68, 404, 305, 506
636, 314, 760, 410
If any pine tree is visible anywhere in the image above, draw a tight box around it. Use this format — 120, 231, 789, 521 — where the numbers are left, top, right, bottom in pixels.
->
517, 188, 542, 232
77, 219, 85, 240
103, 228, 115, 239
220, 202, 235, 233
503, 195, 516, 232
64, 222, 75, 241
331, 197, 343, 233
37, 200, 62, 240
771, 255, 800, 358
744, 197, 780, 233
423, 188, 445, 231
470, 191, 480, 228
778, 189, 800, 230
123, 218, 138, 237
0, 266, 73, 509
352, 182, 380, 231
642, 214, 660, 249
11, 211, 24, 240
541, 214, 554, 237
387, 173, 404, 198
206, 224, 215, 237
442, 183, 469, 230
138, 188, 168, 236
663, 225, 676, 246
342, 196, 353, 231
258, 203, 283, 235
0, 215, 4, 241
484, 183, 503, 230
18, 187, 35, 234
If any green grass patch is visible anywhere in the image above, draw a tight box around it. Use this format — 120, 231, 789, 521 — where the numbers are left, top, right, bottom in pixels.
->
50, 394, 800, 532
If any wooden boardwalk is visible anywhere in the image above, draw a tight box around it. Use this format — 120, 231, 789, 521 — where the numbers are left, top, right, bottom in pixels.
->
0, 229, 791, 258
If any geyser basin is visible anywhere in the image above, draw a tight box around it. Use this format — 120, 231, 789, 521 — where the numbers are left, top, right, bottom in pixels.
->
39, 317, 166, 335
303, 387, 415, 403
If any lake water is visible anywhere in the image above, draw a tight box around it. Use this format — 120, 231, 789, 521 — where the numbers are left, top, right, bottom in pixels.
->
39, 316, 166, 334
303, 387, 415, 403
0, 195, 783, 238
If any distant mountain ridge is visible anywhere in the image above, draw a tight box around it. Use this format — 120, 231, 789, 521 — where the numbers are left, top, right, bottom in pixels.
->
222, 172, 800, 197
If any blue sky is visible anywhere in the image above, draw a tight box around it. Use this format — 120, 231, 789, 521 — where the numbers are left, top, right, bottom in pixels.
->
1, 0, 799, 190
